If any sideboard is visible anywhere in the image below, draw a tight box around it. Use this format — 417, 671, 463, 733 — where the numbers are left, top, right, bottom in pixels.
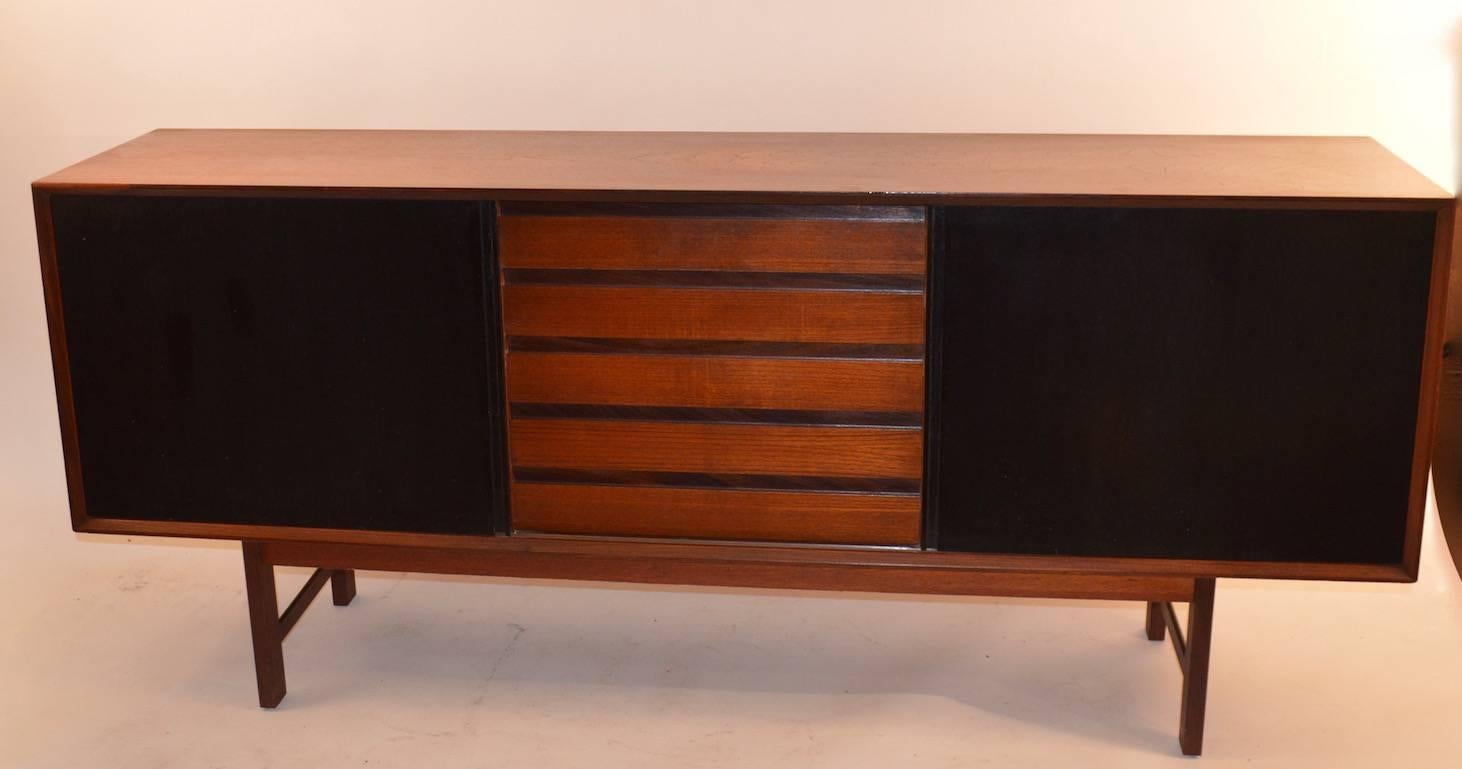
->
32, 130, 1456, 756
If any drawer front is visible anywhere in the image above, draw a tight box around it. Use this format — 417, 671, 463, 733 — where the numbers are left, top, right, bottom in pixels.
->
498, 204, 927, 546
499, 205, 926, 274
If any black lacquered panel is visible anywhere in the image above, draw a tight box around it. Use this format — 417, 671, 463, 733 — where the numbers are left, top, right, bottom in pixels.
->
933, 206, 1435, 563
51, 195, 499, 534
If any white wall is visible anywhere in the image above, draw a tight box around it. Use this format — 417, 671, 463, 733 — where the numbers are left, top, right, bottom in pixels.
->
3, 6, 1462, 765
1, 0, 1459, 545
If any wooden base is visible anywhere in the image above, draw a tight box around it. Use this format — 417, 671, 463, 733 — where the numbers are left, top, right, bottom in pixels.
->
1148, 578, 1218, 756
241, 542, 355, 708
239, 539, 1217, 754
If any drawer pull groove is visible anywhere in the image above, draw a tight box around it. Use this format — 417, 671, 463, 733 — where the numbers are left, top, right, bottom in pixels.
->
503, 268, 924, 293
509, 403, 922, 427
507, 337, 924, 361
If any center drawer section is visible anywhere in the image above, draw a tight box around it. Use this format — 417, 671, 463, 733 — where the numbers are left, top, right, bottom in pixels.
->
497, 203, 928, 546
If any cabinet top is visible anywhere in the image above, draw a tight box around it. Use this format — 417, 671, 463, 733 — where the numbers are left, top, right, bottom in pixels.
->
34, 129, 1450, 204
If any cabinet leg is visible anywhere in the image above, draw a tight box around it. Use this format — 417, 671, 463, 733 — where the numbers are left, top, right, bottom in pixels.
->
331, 569, 357, 606
242, 542, 286, 708
1153, 579, 1218, 756
241, 544, 352, 707
1178, 578, 1216, 757
1145, 601, 1166, 641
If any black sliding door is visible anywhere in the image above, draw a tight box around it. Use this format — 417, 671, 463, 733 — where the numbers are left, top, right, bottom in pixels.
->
931, 206, 1435, 564
50, 195, 501, 535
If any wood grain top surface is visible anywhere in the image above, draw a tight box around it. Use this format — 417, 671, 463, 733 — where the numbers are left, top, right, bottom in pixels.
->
34, 129, 1450, 202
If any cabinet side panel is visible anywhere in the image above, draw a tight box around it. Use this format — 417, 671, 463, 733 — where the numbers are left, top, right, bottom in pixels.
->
50, 195, 497, 535
33, 189, 87, 530
935, 206, 1435, 564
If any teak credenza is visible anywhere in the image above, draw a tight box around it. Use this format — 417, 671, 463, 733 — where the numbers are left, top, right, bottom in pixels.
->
32, 130, 1458, 756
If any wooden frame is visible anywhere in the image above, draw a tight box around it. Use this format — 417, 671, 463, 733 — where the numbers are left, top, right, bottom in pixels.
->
257, 538, 1198, 602
68, 516, 1412, 583
244, 539, 1214, 753
1400, 203, 1458, 576
1431, 200, 1462, 577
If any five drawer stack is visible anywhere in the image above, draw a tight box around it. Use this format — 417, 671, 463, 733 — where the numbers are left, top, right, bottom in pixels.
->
497, 204, 929, 545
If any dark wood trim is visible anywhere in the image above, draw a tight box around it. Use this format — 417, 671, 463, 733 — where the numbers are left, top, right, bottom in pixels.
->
511, 468, 921, 494
502, 268, 925, 292
922, 206, 943, 550
499, 201, 928, 221
1405, 203, 1456, 578
1160, 601, 1188, 664
258, 539, 1197, 602
507, 337, 924, 361
277, 568, 331, 640
483, 200, 511, 535
73, 517, 1412, 582
509, 404, 923, 428
33, 184, 1453, 212
32, 188, 88, 531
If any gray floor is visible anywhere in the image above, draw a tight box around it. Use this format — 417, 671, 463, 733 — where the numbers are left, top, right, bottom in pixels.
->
3, 470, 1460, 767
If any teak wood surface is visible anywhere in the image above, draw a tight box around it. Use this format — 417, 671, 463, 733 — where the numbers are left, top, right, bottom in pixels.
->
504, 354, 925, 411
508, 419, 924, 478
257, 539, 1198, 603
35, 129, 1449, 204
502, 284, 926, 343
511, 483, 922, 545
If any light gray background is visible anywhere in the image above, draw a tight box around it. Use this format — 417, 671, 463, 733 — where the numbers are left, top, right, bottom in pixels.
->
2, 2, 1460, 766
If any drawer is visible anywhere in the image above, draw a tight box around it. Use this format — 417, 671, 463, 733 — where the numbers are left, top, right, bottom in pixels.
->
502, 284, 924, 343
506, 352, 924, 412
512, 483, 921, 546
497, 204, 928, 546
510, 418, 924, 479
498, 203, 927, 274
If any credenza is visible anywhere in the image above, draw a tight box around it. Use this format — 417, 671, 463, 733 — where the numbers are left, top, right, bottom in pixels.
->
32, 130, 1457, 756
